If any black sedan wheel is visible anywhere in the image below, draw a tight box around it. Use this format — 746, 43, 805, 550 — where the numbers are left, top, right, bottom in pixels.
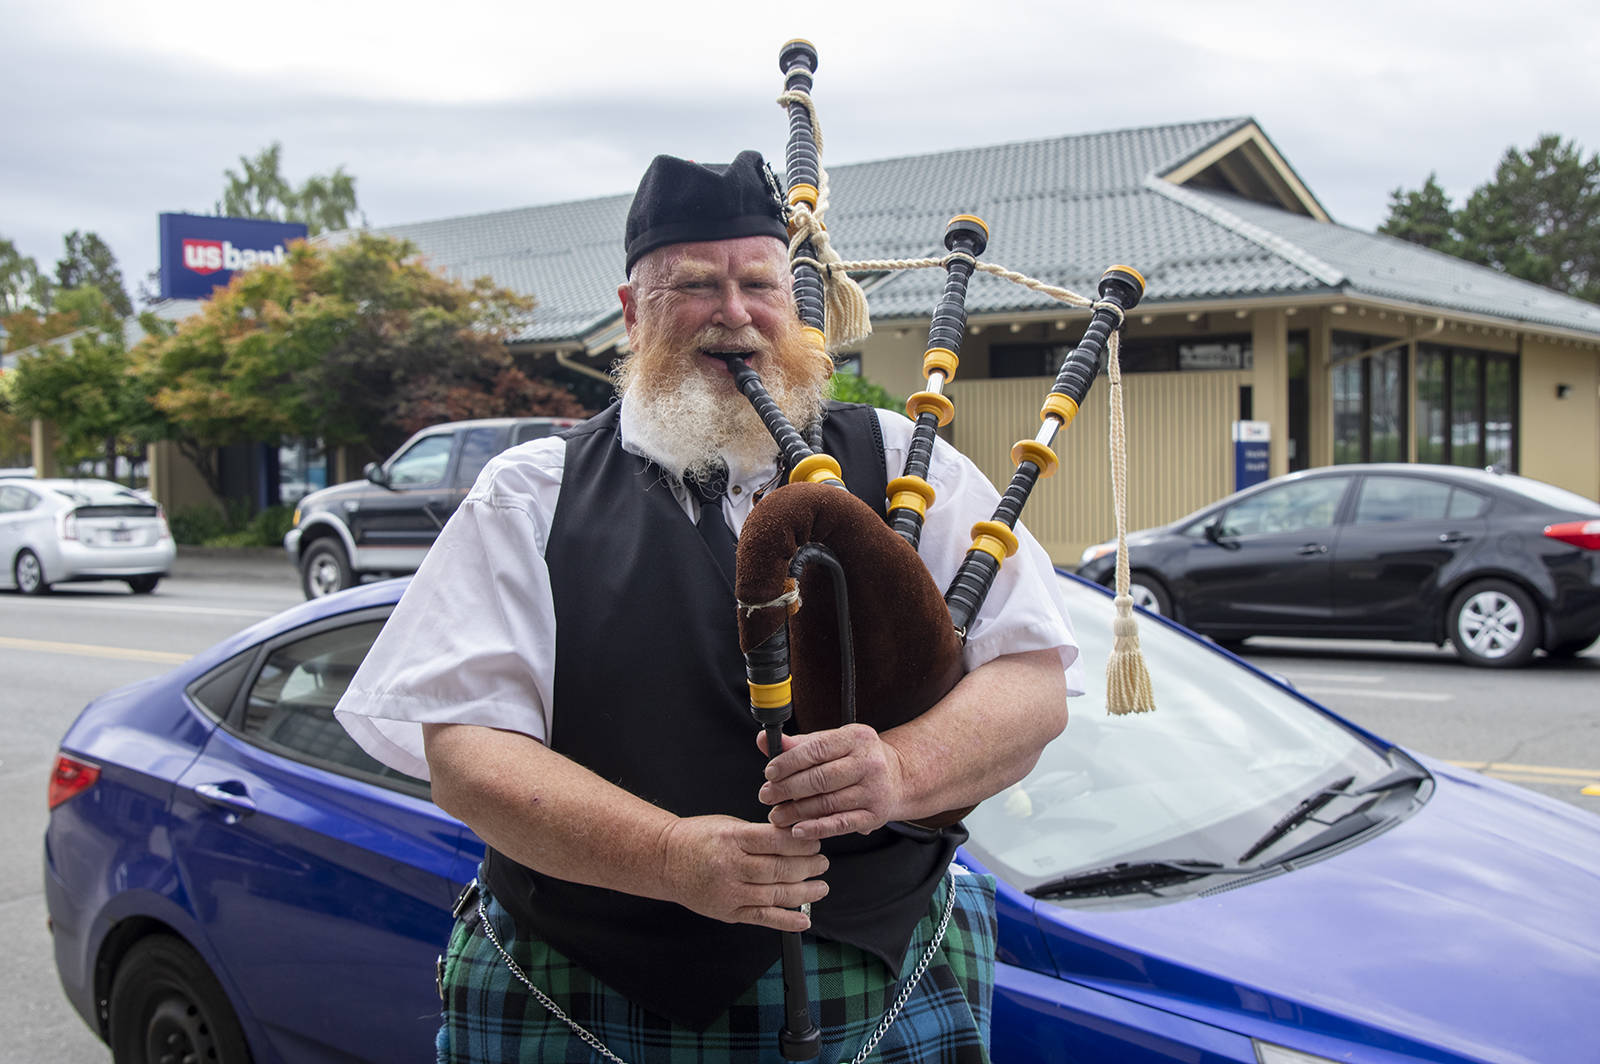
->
108, 935, 252, 1064
1448, 579, 1540, 668
126, 575, 160, 594
14, 549, 48, 594
1128, 573, 1173, 617
300, 539, 354, 599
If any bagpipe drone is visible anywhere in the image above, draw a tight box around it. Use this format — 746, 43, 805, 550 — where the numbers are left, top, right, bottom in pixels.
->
725, 39, 1157, 1058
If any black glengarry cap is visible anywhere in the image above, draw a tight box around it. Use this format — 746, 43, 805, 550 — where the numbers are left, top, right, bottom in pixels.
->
624, 151, 788, 275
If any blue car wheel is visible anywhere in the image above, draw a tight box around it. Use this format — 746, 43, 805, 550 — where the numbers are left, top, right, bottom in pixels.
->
108, 936, 251, 1064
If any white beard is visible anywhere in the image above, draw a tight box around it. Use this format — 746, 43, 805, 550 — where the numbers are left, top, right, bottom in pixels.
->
619, 366, 788, 483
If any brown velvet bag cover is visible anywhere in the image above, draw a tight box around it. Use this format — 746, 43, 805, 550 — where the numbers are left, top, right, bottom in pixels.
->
735, 482, 971, 827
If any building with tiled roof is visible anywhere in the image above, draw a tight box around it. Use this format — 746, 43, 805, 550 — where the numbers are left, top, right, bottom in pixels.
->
330, 117, 1597, 560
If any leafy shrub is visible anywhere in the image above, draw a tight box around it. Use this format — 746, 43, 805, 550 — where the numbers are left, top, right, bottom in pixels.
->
829, 373, 903, 413
168, 504, 230, 545
168, 502, 295, 547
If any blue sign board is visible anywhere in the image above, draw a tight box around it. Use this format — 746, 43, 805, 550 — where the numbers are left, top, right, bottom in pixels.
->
1233, 420, 1271, 491
158, 214, 308, 300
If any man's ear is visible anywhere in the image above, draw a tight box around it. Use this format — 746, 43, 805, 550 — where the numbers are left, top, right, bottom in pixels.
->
617, 283, 637, 334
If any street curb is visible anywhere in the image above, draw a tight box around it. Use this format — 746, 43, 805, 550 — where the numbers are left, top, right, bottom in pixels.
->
172, 545, 295, 583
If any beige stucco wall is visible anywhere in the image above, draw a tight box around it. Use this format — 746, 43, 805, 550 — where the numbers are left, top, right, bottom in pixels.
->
29, 419, 59, 477
1520, 337, 1600, 497
148, 440, 224, 515
948, 370, 1243, 565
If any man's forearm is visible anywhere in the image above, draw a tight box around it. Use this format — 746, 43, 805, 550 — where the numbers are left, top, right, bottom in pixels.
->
423, 722, 829, 931
758, 647, 1068, 837
884, 647, 1068, 824
424, 722, 677, 895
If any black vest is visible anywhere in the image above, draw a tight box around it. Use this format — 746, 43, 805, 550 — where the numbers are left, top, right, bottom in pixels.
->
481, 402, 962, 1028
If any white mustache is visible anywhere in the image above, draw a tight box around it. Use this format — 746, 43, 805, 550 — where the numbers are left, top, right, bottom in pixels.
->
693, 325, 769, 354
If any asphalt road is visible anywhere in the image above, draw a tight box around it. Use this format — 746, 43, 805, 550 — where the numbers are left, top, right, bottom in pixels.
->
1235, 635, 1600, 810
3, 551, 1596, 1062
3, 550, 302, 1064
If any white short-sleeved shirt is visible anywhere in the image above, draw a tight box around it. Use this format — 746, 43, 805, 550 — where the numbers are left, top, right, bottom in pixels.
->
335, 406, 1083, 780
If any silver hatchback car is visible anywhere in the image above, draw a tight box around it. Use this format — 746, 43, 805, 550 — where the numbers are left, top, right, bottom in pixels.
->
0, 478, 175, 594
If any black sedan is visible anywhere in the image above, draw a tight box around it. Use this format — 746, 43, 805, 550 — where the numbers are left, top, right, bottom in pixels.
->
1076, 464, 1600, 667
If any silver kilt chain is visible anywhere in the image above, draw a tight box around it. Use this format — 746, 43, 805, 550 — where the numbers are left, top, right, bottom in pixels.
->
469, 869, 959, 1064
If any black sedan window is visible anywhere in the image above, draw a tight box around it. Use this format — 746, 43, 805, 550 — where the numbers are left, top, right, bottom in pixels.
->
1217, 477, 1349, 537
1355, 476, 1450, 522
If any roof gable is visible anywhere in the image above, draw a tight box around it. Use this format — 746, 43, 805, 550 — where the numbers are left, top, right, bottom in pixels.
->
1159, 121, 1329, 221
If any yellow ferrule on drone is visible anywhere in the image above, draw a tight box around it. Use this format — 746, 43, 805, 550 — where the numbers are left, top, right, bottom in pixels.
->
748, 679, 792, 710
787, 184, 820, 210
922, 347, 959, 380
800, 326, 826, 352
1109, 263, 1147, 288
790, 453, 844, 486
968, 520, 1020, 563
1010, 439, 1059, 479
949, 214, 990, 239
906, 391, 956, 427
1040, 393, 1079, 428
886, 475, 936, 517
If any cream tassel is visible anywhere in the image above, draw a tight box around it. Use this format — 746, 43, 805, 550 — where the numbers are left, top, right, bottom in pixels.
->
1104, 329, 1156, 714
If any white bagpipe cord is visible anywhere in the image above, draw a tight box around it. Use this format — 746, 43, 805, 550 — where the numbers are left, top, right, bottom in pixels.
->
1102, 329, 1157, 714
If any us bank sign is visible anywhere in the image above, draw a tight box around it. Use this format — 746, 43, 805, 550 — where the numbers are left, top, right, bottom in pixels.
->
158, 213, 309, 300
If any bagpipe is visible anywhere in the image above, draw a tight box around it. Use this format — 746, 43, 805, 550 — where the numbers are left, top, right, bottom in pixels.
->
726, 39, 1156, 1058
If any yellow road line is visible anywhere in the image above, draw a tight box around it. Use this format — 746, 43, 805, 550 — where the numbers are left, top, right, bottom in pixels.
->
0, 635, 190, 665
1447, 759, 1600, 791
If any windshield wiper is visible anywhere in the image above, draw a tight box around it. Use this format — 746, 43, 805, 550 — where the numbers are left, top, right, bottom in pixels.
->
1026, 859, 1251, 899
1237, 775, 1356, 863
1351, 763, 1430, 796
1260, 763, 1430, 865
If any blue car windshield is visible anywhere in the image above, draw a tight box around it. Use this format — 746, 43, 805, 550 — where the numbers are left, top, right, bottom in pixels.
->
964, 577, 1394, 891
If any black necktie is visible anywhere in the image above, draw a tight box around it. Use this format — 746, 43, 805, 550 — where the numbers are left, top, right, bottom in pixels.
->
686, 466, 737, 586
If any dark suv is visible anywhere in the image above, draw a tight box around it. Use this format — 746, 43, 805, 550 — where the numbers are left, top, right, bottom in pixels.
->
284, 416, 579, 598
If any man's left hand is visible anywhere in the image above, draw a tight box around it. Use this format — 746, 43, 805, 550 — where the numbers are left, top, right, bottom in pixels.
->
756, 723, 905, 839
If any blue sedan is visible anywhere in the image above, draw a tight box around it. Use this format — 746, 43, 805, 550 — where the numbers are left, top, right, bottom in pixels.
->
45, 574, 1600, 1063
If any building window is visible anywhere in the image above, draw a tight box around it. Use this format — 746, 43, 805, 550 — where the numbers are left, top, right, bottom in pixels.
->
988, 333, 1252, 379
278, 438, 328, 506
833, 352, 863, 376
1332, 332, 1408, 465
1416, 343, 1518, 470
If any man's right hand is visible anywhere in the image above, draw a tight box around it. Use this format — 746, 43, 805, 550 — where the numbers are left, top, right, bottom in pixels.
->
657, 814, 829, 932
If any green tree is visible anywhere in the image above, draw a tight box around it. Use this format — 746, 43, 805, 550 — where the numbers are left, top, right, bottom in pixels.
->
7, 287, 161, 479
1380, 135, 1600, 303
1454, 134, 1600, 302
217, 142, 364, 235
1, 237, 53, 315
132, 233, 583, 495
829, 369, 903, 412
1377, 173, 1457, 253
55, 231, 132, 317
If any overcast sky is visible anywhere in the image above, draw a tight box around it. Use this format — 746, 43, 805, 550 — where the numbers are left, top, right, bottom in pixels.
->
5, 0, 1597, 300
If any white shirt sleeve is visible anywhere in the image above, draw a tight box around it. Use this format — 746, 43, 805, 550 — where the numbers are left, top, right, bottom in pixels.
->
334, 438, 566, 781
874, 409, 1086, 696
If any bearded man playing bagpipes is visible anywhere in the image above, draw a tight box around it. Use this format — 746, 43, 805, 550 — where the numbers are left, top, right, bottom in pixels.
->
336, 143, 1086, 1062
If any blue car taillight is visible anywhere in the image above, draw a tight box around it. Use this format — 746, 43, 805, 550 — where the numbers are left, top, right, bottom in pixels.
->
48, 754, 100, 809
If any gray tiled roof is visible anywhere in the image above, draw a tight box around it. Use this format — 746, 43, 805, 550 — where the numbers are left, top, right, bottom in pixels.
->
345, 118, 1600, 344
1184, 189, 1600, 335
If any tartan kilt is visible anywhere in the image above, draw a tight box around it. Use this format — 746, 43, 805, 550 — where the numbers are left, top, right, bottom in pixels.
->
437, 865, 997, 1064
